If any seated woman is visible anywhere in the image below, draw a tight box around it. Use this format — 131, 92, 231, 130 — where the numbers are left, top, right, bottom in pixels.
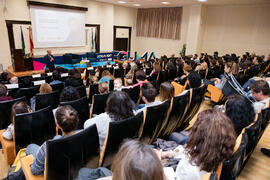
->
157, 82, 175, 102
2, 101, 31, 140
160, 109, 236, 180
98, 70, 115, 84
84, 91, 134, 150
110, 140, 165, 180
27, 105, 79, 175
214, 61, 247, 98
30, 83, 52, 110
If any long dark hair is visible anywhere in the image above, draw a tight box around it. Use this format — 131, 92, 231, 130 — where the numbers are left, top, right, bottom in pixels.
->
105, 91, 134, 121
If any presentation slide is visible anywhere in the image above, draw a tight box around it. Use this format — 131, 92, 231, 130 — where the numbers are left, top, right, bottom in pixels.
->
30, 6, 86, 48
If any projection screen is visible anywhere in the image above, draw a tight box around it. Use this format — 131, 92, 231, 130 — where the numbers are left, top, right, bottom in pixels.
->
30, 5, 86, 48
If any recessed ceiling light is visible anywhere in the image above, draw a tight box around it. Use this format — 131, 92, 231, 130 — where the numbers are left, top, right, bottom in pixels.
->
198, 0, 207, 2
118, 1, 127, 4
133, 4, 141, 6
161, 2, 170, 4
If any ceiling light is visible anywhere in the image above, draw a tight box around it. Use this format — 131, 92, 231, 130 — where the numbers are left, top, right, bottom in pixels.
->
133, 4, 141, 6
197, 0, 207, 2
161, 2, 170, 5
118, 1, 127, 3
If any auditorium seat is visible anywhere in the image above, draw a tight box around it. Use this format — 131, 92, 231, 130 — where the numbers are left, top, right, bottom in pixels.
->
76, 85, 87, 98
46, 124, 100, 180
113, 67, 124, 78
35, 90, 60, 111
99, 112, 143, 167
139, 100, 171, 144
14, 106, 56, 153
0, 96, 27, 129
180, 85, 207, 130
21, 155, 44, 180
171, 81, 187, 96
220, 133, 248, 180
205, 84, 224, 103
50, 82, 64, 93
160, 91, 190, 137
60, 97, 89, 129
244, 113, 261, 165
0, 129, 16, 165
90, 93, 110, 118
258, 105, 270, 139
201, 173, 218, 180
88, 84, 99, 104
15, 86, 39, 104
122, 85, 140, 105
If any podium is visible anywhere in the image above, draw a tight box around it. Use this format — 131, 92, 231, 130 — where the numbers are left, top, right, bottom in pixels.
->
13, 49, 25, 72
13, 49, 33, 72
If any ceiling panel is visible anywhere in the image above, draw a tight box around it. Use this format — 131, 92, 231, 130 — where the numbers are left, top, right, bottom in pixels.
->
92, 0, 270, 8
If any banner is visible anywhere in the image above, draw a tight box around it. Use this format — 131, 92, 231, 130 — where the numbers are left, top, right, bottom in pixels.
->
29, 26, 34, 57
20, 26, 25, 56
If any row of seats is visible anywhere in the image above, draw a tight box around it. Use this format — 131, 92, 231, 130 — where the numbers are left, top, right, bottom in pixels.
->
0, 84, 207, 180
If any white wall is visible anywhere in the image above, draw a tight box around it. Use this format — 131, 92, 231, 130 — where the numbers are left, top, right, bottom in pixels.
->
201, 4, 270, 56
134, 6, 190, 58
0, 0, 11, 69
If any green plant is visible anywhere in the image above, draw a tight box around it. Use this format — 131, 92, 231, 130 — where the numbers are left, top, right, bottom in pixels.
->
180, 44, 186, 57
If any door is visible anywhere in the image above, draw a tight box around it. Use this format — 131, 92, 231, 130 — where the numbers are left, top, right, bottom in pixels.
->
114, 26, 132, 51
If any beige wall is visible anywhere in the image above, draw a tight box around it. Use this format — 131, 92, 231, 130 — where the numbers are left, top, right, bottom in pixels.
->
201, 4, 270, 56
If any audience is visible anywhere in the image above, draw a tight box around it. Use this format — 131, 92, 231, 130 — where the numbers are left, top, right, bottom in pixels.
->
98, 82, 109, 94
158, 82, 175, 102
9, 76, 18, 84
137, 83, 161, 112
84, 91, 134, 150
98, 70, 114, 84
157, 109, 236, 180
2, 101, 31, 140
59, 86, 80, 103
113, 78, 123, 91
250, 80, 270, 113
0, 83, 13, 101
49, 70, 62, 85
65, 69, 84, 87
27, 105, 79, 175
30, 83, 53, 110
133, 70, 148, 88
110, 140, 165, 180
224, 94, 255, 135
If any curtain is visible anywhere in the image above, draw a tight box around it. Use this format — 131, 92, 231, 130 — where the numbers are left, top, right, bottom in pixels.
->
136, 7, 182, 40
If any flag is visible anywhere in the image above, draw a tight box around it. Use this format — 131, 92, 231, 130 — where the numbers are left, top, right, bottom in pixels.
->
91, 28, 94, 50
29, 27, 34, 57
20, 26, 25, 56
94, 29, 98, 52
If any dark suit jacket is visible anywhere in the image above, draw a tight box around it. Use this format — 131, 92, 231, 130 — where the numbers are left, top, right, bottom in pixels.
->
44, 54, 55, 71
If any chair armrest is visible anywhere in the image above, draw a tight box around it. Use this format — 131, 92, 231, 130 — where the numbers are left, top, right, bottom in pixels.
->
206, 85, 224, 103
0, 129, 16, 165
21, 155, 44, 180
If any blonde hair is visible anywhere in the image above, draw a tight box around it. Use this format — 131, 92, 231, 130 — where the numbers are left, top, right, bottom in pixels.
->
39, 83, 52, 94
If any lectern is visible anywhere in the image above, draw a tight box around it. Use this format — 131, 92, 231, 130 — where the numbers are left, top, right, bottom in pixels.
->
13, 49, 25, 72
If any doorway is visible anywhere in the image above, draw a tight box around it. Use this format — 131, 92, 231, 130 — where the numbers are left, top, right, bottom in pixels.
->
113, 26, 132, 51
